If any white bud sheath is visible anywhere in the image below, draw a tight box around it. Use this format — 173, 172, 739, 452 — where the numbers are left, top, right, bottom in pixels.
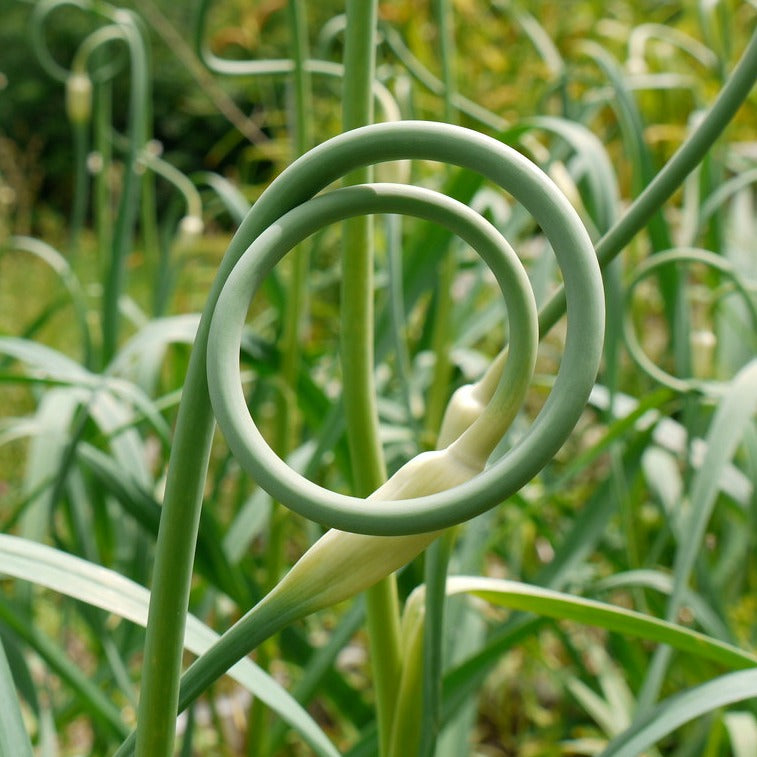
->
437, 346, 507, 448
177, 215, 204, 248
263, 447, 484, 617
437, 383, 487, 448
66, 73, 92, 124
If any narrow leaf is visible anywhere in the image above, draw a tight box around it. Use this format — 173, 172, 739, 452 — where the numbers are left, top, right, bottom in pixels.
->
0, 534, 339, 757
601, 670, 757, 757
0, 636, 34, 757
442, 576, 757, 670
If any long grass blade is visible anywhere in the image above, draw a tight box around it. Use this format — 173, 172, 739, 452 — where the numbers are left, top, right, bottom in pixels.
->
638, 359, 757, 709
441, 576, 757, 670
0, 636, 34, 757
601, 669, 757, 757
0, 534, 340, 757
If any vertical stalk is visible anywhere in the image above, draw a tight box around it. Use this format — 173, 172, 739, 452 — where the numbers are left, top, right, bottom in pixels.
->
69, 121, 89, 254
341, 1, 385, 491
250, 3, 314, 752
139, 36, 160, 316
419, 530, 454, 757
421, 4, 456, 755
267, 0, 314, 592
341, 2, 402, 754
101, 16, 148, 364
94, 79, 113, 330
287, 0, 311, 159
424, 0, 458, 440
386, 213, 419, 436
424, 256, 456, 436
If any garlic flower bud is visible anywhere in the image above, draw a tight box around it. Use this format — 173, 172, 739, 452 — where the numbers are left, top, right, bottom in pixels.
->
263, 446, 484, 618
436, 383, 487, 449
177, 215, 204, 247
66, 73, 92, 125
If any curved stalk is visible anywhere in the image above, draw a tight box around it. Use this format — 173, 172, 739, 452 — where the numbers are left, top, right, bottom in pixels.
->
193, 0, 400, 122
130, 119, 602, 754
455, 28, 757, 429
539, 29, 757, 338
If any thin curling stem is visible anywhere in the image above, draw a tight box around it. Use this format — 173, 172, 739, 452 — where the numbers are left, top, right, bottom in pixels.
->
131, 121, 602, 756
31, 0, 150, 366
453, 29, 756, 431
65, 24, 123, 264
623, 248, 757, 395
30, 0, 90, 83
120, 179, 541, 753
193, 0, 401, 122
209, 124, 601, 536
35, 7, 127, 277
538, 28, 757, 338
138, 151, 202, 221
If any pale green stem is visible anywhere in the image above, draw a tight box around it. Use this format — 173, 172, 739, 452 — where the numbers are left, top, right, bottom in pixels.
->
101, 12, 148, 364
69, 121, 89, 255
341, 4, 402, 755
539, 28, 757, 338
267, 0, 314, 593
425, 252, 456, 439
340, 0, 384, 493
453, 29, 757, 423
420, 5, 457, 757
134, 362, 216, 757
419, 530, 455, 757
287, 0, 311, 158
388, 592, 425, 757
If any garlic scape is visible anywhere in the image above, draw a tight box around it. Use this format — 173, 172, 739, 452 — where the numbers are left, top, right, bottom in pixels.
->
132, 120, 604, 754
170, 419, 515, 722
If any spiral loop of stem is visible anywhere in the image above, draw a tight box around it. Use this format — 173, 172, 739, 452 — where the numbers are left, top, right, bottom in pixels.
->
206, 120, 605, 535
623, 247, 757, 395
31, 0, 129, 83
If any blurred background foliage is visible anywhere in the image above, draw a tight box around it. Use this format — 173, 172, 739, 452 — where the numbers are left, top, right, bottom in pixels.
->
1, 0, 753, 237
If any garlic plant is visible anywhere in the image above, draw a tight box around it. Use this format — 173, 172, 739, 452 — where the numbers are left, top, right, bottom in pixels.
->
129, 28, 757, 744
2, 4, 756, 756
130, 120, 605, 755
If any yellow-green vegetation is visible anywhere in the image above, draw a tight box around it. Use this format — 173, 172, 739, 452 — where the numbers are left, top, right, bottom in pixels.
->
0, 1, 756, 756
